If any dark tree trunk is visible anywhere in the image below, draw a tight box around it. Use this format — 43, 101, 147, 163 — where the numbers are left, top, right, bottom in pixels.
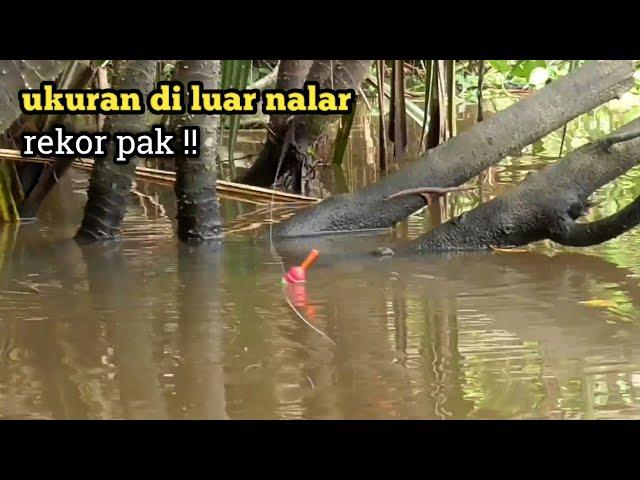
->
238, 60, 372, 194
238, 60, 313, 188
274, 61, 635, 238
266, 60, 313, 134
75, 60, 157, 243
170, 60, 222, 242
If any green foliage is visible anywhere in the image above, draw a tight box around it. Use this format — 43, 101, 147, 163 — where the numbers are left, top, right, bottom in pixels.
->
455, 60, 586, 103
487, 60, 510, 74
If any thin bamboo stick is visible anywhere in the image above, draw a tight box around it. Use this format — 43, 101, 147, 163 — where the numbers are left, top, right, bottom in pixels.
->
0, 149, 320, 206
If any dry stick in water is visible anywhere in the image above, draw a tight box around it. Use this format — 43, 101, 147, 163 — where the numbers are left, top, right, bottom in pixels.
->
386, 186, 477, 228
385, 186, 476, 200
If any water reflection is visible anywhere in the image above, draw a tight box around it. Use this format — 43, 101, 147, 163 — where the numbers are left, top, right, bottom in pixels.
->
5, 211, 640, 418
173, 244, 227, 419
83, 242, 168, 419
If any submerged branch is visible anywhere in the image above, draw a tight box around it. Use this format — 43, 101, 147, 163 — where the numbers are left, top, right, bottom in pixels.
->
551, 196, 640, 247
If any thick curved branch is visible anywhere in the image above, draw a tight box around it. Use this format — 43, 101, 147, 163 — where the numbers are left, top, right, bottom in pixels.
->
551, 195, 640, 247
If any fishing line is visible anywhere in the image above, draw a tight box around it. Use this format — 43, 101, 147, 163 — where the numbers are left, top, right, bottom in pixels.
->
268, 121, 293, 254
282, 286, 336, 346
267, 120, 336, 346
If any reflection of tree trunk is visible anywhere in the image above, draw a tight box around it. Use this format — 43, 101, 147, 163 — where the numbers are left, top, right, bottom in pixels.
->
299, 336, 339, 419
326, 272, 430, 418
392, 280, 407, 364
173, 244, 227, 419
426, 297, 473, 418
0, 235, 112, 419
0, 320, 55, 419
221, 244, 279, 419
28, 319, 94, 419
75, 60, 157, 242
83, 243, 167, 419
421, 251, 640, 364
279, 282, 339, 419
170, 60, 222, 242
391, 278, 472, 418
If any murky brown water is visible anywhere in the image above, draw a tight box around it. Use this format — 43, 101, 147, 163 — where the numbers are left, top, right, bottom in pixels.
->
2, 96, 640, 419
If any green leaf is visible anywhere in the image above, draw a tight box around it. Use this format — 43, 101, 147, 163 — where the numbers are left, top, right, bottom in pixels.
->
511, 60, 546, 79
488, 60, 510, 74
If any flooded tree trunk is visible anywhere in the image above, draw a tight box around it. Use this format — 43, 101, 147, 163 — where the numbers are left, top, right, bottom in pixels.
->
75, 60, 157, 243
170, 60, 222, 242
275, 61, 635, 238
239, 60, 372, 194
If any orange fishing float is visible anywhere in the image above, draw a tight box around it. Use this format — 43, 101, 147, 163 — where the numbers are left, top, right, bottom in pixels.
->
282, 249, 319, 284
